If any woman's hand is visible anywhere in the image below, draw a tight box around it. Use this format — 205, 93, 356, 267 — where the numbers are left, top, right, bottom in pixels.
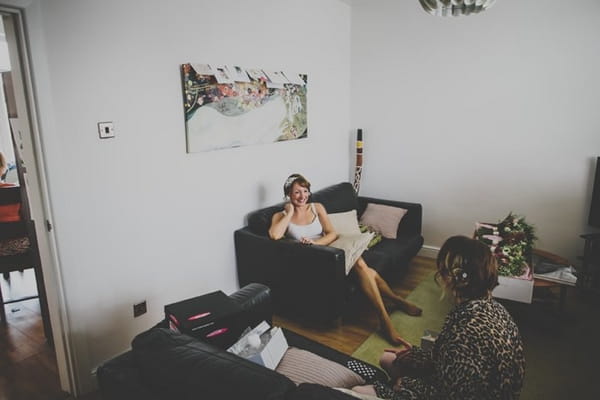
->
299, 237, 315, 245
268, 203, 294, 240
384, 347, 412, 357
283, 202, 294, 216
384, 336, 412, 352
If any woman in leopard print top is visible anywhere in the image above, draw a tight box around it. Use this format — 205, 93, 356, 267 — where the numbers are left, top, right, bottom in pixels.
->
353, 235, 525, 399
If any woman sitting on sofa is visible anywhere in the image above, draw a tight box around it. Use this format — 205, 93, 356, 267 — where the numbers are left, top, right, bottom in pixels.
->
268, 173, 421, 345
353, 235, 525, 399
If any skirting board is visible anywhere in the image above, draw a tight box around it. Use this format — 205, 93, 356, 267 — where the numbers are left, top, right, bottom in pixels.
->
418, 245, 439, 259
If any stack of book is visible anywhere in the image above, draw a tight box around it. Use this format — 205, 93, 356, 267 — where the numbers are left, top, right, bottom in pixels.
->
533, 261, 578, 286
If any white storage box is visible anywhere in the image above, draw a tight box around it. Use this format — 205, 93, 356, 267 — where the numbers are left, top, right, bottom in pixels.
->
420, 330, 439, 352
492, 275, 533, 303
228, 322, 289, 370
246, 327, 288, 369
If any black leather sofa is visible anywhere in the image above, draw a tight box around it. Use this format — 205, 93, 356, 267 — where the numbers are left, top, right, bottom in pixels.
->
96, 283, 387, 400
234, 182, 424, 322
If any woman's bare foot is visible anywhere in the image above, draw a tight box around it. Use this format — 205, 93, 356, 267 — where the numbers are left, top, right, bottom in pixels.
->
382, 324, 410, 346
395, 299, 422, 316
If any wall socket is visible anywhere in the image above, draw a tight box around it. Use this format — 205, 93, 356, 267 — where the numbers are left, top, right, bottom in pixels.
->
133, 301, 147, 318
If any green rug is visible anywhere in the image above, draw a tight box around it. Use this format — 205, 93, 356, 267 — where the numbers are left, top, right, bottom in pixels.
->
352, 274, 600, 399
352, 272, 452, 367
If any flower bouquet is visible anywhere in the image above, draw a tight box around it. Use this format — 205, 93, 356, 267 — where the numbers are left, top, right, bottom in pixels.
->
474, 212, 537, 278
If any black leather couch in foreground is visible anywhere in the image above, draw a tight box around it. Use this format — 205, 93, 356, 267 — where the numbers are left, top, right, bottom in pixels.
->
235, 182, 424, 322
96, 283, 388, 400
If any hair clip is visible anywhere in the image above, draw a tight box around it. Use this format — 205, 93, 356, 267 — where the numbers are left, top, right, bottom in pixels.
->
451, 267, 468, 282
284, 176, 297, 190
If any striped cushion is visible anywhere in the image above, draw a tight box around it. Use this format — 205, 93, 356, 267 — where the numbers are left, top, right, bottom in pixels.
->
275, 347, 365, 388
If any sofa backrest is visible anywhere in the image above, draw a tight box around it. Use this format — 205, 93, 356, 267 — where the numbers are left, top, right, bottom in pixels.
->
132, 328, 295, 400
247, 182, 358, 236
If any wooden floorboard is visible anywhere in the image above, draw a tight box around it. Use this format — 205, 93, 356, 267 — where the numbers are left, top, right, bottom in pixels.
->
0, 271, 72, 400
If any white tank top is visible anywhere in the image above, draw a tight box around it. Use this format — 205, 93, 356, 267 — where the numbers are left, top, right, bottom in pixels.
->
286, 203, 323, 240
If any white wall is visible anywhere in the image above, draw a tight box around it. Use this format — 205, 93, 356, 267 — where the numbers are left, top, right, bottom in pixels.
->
18, 0, 351, 393
350, 0, 600, 261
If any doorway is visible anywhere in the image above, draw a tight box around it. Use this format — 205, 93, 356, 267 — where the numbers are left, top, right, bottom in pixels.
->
0, 7, 73, 397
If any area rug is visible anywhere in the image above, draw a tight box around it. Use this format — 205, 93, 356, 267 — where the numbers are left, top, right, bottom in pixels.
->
351, 272, 452, 367
351, 273, 600, 399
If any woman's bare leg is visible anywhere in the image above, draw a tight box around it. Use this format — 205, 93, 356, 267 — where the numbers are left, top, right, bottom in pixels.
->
374, 274, 422, 316
353, 260, 406, 344
356, 257, 422, 316
380, 351, 406, 382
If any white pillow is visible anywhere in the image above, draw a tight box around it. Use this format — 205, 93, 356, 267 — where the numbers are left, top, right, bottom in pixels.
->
329, 232, 374, 274
328, 210, 361, 235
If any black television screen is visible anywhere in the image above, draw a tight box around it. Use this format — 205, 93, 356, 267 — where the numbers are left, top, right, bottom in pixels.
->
589, 157, 600, 228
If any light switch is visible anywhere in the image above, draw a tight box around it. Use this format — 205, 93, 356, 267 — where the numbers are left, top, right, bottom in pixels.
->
98, 121, 115, 139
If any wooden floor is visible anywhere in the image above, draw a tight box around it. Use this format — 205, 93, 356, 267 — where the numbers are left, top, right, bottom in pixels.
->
0, 270, 66, 400
274, 256, 436, 355
0, 257, 435, 399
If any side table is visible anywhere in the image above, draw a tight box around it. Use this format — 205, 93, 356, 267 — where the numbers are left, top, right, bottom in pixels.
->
532, 249, 572, 310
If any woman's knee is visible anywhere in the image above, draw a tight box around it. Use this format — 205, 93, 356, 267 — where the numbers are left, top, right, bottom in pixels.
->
380, 351, 396, 372
354, 260, 368, 273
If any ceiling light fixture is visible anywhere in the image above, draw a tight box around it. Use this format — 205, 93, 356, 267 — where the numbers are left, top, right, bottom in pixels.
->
419, 0, 497, 17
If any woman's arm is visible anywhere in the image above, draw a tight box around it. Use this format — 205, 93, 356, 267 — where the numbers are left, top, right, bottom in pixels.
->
312, 203, 338, 246
268, 203, 294, 240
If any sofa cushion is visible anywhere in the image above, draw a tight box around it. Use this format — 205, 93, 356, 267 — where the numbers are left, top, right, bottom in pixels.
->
359, 203, 407, 239
361, 235, 423, 277
276, 347, 365, 388
330, 233, 374, 274
360, 245, 393, 275
97, 351, 161, 400
328, 210, 361, 235
132, 328, 295, 400
287, 383, 362, 400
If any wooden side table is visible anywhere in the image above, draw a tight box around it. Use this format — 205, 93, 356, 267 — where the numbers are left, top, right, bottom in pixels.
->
532, 249, 572, 309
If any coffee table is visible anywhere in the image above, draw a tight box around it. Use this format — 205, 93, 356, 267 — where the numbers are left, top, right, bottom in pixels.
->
532, 249, 572, 309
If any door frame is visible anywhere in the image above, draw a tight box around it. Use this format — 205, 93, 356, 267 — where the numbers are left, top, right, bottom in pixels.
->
1, 6, 75, 395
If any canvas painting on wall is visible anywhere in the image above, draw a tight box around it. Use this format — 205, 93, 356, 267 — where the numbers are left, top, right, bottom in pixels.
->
181, 63, 308, 153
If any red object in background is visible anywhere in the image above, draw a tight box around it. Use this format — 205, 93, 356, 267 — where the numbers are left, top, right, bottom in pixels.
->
0, 203, 21, 222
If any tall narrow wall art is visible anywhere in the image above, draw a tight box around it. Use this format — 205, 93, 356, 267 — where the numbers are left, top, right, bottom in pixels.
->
181, 63, 308, 153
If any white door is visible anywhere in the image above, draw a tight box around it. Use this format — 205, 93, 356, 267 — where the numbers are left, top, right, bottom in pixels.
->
2, 9, 74, 394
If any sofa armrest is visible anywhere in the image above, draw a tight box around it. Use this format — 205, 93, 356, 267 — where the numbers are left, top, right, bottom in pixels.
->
234, 228, 348, 321
358, 196, 422, 237
228, 283, 273, 328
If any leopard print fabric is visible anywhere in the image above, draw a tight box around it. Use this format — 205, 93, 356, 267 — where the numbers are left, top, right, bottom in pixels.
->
374, 298, 525, 399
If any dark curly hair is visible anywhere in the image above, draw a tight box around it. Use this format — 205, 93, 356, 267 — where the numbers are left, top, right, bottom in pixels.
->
436, 235, 499, 301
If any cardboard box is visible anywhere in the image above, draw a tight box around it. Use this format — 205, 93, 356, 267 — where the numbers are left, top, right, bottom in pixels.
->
492, 275, 534, 303
246, 327, 288, 370
420, 330, 439, 352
